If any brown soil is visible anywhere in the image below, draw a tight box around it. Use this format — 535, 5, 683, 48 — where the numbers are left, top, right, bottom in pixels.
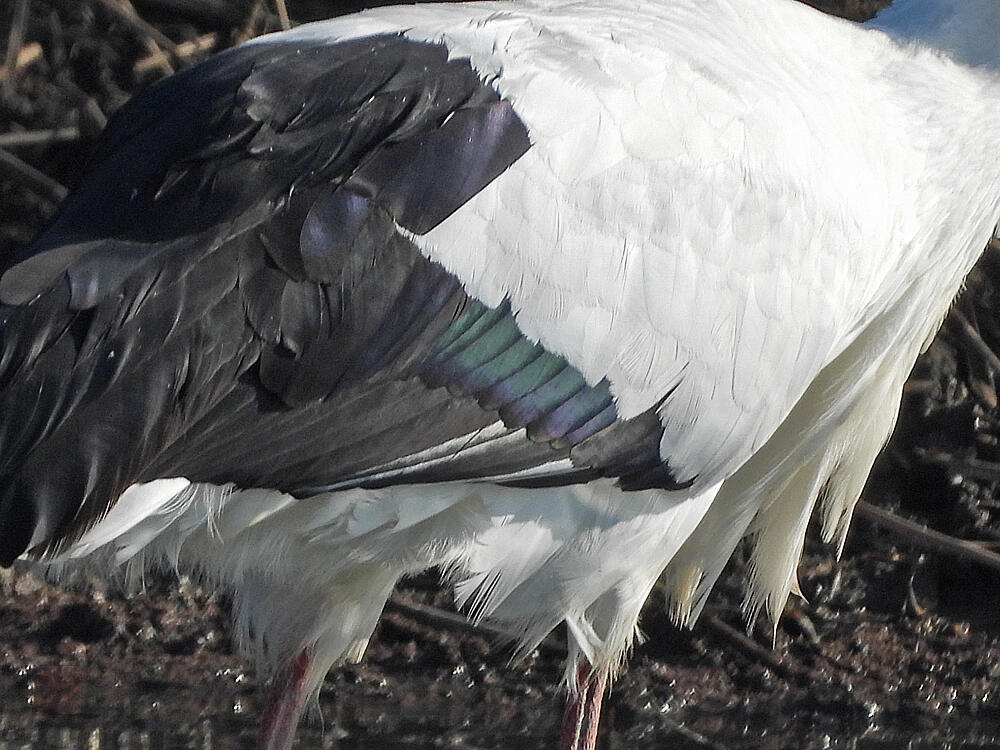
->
3, 2, 1000, 749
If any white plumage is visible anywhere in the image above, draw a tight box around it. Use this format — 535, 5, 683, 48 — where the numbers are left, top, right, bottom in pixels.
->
6, 1, 999, 749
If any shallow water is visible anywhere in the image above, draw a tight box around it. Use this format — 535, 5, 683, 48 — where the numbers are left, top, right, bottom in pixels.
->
2, 666, 1000, 750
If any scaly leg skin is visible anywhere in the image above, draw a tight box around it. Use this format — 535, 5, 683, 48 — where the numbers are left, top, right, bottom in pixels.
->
257, 649, 313, 750
558, 664, 609, 750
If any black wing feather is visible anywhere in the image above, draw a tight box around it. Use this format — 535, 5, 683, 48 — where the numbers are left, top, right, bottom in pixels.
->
0, 34, 684, 564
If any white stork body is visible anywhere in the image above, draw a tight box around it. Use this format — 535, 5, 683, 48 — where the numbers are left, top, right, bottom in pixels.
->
2, 1, 999, 748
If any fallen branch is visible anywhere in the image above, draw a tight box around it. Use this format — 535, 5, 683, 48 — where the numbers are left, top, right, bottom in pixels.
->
855, 500, 1000, 574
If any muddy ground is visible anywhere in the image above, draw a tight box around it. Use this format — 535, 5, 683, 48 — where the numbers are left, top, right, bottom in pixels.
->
3, 1, 1000, 748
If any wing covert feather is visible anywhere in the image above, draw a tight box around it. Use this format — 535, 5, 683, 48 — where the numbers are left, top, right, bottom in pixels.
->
0, 32, 682, 561
321, 0, 935, 488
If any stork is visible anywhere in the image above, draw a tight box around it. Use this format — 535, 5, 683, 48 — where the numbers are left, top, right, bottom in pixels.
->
2, 0, 999, 748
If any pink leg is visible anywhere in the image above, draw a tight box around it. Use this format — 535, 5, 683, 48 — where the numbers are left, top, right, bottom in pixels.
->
257, 649, 313, 750
558, 663, 609, 750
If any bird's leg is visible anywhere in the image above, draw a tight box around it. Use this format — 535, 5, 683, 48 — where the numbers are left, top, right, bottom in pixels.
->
558, 663, 609, 750
257, 648, 313, 750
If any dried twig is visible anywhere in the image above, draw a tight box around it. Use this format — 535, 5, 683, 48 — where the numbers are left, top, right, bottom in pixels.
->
703, 615, 797, 678
134, 32, 216, 75
906, 564, 929, 617
94, 0, 183, 68
236, 0, 269, 44
79, 97, 108, 136
14, 41, 42, 71
855, 500, 1000, 574
947, 308, 1000, 376
1, 0, 30, 83
386, 592, 566, 657
0, 147, 67, 203
0, 126, 82, 149
274, 0, 292, 30
657, 715, 733, 750
902, 378, 935, 396
919, 450, 1000, 484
